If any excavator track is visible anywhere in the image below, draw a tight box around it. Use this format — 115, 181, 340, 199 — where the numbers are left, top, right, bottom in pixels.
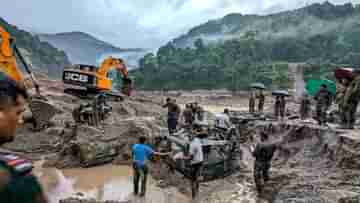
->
64, 88, 124, 102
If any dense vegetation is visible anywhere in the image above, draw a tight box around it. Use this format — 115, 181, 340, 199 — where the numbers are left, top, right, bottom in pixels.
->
0, 17, 70, 77
132, 2, 360, 90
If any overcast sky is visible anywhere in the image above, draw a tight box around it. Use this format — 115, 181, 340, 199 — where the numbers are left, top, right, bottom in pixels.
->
1, 0, 359, 49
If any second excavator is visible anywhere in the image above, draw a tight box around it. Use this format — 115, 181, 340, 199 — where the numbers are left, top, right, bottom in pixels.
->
62, 57, 133, 100
0, 25, 57, 130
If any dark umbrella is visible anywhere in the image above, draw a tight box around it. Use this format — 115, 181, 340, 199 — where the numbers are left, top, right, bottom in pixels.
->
335, 68, 354, 80
272, 90, 290, 97
250, 83, 266, 90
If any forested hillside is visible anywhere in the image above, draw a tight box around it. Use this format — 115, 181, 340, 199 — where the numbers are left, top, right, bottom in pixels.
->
133, 2, 360, 90
0, 17, 70, 77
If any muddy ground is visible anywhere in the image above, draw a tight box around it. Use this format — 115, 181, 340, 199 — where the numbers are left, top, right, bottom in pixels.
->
2, 78, 360, 203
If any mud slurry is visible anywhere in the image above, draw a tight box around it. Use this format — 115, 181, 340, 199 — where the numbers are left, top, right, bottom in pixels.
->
255, 122, 360, 202
202, 121, 360, 203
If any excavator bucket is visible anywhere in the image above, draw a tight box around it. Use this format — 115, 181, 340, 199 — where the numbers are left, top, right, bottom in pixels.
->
28, 98, 57, 129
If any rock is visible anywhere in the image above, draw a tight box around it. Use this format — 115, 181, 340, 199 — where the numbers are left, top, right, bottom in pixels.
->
339, 196, 360, 203
75, 192, 84, 197
60, 198, 129, 203
46, 118, 162, 168
45, 127, 65, 136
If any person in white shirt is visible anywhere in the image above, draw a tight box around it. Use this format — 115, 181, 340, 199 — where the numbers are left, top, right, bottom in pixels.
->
183, 130, 204, 199
215, 108, 232, 131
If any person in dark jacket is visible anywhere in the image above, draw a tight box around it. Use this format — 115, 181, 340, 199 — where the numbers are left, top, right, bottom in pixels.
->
163, 98, 181, 133
182, 104, 194, 126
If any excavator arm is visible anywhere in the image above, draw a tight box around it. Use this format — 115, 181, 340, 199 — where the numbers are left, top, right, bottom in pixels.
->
0, 26, 24, 82
97, 56, 128, 79
96, 56, 132, 96
0, 25, 57, 130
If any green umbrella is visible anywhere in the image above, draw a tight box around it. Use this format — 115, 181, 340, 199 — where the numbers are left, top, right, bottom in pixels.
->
305, 79, 336, 96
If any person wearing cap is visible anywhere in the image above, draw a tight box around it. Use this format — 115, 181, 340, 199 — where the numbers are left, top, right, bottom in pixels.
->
314, 84, 332, 126
0, 72, 48, 203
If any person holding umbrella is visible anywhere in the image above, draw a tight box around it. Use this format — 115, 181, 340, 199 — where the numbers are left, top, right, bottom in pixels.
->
250, 83, 266, 114
273, 90, 289, 120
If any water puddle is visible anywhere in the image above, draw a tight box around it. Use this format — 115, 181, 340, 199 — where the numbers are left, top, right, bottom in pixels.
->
33, 163, 189, 203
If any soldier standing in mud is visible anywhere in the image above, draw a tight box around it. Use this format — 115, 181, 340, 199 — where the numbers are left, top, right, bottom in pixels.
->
336, 78, 350, 127
252, 127, 303, 194
299, 92, 311, 120
279, 96, 286, 120
274, 96, 281, 120
182, 104, 194, 126
163, 98, 181, 134
249, 91, 255, 114
342, 75, 360, 129
314, 84, 332, 126
252, 132, 277, 193
257, 90, 265, 113
0, 72, 48, 203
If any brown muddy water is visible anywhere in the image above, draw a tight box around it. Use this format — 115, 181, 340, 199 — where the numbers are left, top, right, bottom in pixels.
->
33, 162, 190, 203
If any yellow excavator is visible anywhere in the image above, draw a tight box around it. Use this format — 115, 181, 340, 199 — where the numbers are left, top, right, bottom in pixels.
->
0, 25, 57, 130
62, 56, 133, 100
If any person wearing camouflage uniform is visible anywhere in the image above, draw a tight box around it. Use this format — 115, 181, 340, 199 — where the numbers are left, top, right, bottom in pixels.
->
279, 96, 286, 120
249, 91, 255, 114
314, 84, 332, 126
299, 93, 311, 120
343, 75, 360, 129
257, 90, 265, 113
252, 132, 277, 193
252, 127, 304, 193
274, 96, 281, 119
336, 78, 350, 127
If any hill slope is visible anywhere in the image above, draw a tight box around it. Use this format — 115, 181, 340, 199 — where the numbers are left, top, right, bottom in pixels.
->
39, 32, 145, 65
133, 2, 360, 90
0, 17, 70, 78
173, 2, 358, 48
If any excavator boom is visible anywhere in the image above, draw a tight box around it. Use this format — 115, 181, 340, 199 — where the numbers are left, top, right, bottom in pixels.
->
0, 26, 24, 82
0, 25, 56, 130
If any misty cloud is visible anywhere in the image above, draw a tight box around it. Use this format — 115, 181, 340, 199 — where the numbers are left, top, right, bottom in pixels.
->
1, 0, 359, 49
